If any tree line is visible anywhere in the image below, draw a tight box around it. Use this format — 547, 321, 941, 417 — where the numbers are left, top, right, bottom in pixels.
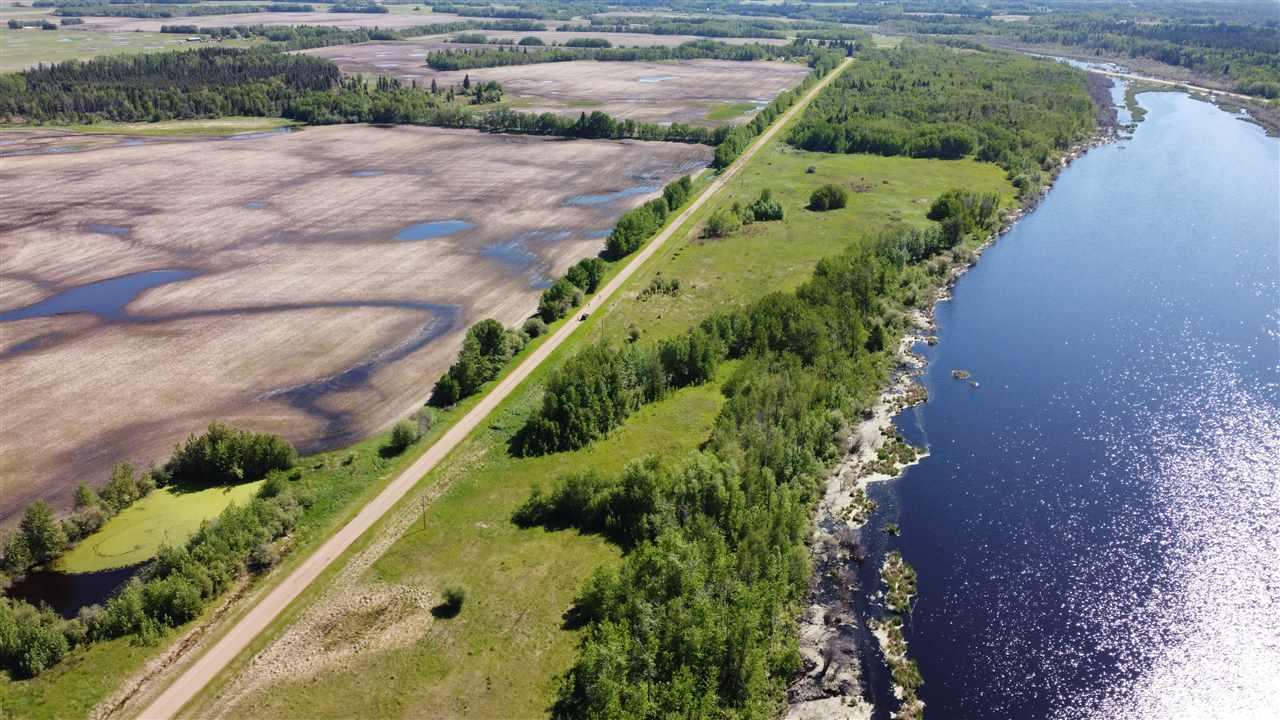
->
788, 43, 1096, 200
424, 38, 814, 72
512, 186, 1008, 716
54, 3, 314, 18
163, 19, 549, 49
0, 47, 340, 123
580, 14, 790, 40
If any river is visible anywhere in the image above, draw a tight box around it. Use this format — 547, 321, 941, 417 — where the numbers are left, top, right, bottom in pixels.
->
857, 88, 1280, 718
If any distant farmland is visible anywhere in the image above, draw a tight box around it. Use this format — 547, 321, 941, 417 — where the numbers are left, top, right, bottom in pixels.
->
305, 42, 813, 125
0, 125, 710, 522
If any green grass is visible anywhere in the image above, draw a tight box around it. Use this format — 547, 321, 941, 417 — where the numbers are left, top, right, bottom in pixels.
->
705, 101, 757, 122
59, 482, 265, 574
210, 371, 729, 719
0, 29, 258, 73
597, 145, 1013, 347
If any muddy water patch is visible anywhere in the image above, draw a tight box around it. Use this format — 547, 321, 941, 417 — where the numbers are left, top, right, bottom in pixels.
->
565, 185, 657, 206
85, 222, 130, 236
258, 302, 462, 448
481, 232, 562, 290
638, 75, 678, 83
394, 219, 474, 241
351, 169, 384, 178
0, 269, 199, 323
245, 200, 268, 209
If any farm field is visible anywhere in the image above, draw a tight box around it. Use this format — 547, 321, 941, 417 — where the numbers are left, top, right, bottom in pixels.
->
303, 42, 813, 125
182, 125, 1014, 720
0, 124, 709, 525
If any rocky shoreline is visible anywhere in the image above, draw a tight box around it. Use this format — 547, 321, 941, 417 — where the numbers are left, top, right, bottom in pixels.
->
785, 119, 1119, 720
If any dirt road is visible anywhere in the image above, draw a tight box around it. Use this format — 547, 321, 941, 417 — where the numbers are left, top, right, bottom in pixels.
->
137, 56, 852, 720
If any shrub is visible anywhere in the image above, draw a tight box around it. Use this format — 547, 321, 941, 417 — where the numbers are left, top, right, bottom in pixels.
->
565, 257, 606, 293
17, 501, 65, 569
433, 584, 467, 617
518, 35, 544, 46
747, 188, 784, 221
522, 317, 549, 338
248, 541, 279, 572
537, 277, 583, 323
388, 420, 420, 453
809, 183, 848, 211
430, 319, 524, 406
0, 599, 70, 679
703, 208, 741, 238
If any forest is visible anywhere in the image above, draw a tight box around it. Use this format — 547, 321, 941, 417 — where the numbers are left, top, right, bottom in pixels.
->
512, 185, 1006, 717
788, 43, 1096, 200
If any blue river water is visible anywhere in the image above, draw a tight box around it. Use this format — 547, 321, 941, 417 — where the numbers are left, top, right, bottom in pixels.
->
860, 91, 1279, 719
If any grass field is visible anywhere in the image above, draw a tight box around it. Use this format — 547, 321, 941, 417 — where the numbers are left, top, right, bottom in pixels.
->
705, 100, 758, 122
59, 482, 265, 574
0, 29, 256, 73
183, 115, 1016, 719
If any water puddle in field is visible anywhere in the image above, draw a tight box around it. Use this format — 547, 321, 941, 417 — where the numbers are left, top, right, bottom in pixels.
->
227, 127, 294, 141
84, 223, 130, 236
481, 229, 570, 289
637, 75, 677, 83
565, 185, 657, 206
351, 169, 384, 177
244, 200, 268, 209
394, 219, 474, 241
5, 564, 144, 619
0, 269, 199, 323
258, 302, 462, 448
586, 229, 612, 239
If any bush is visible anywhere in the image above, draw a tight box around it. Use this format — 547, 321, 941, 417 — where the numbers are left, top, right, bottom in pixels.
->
518, 35, 544, 46
0, 599, 70, 679
703, 208, 741, 238
430, 319, 525, 406
522, 317, 549, 338
17, 502, 65, 570
537, 277, 583, 323
747, 188, 784, 221
388, 420, 420, 453
809, 183, 848, 211
248, 541, 279, 572
565, 257, 606, 293
433, 584, 467, 617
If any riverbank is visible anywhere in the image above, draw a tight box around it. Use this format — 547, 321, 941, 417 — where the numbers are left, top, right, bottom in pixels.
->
786, 107, 1119, 717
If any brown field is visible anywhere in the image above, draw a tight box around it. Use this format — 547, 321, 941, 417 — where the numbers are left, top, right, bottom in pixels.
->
304, 42, 812, 125
55, 10, 474, 33
0, 125, 709, 523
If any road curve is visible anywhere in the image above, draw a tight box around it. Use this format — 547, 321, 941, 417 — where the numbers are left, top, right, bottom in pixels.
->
138, 56, 852, 720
